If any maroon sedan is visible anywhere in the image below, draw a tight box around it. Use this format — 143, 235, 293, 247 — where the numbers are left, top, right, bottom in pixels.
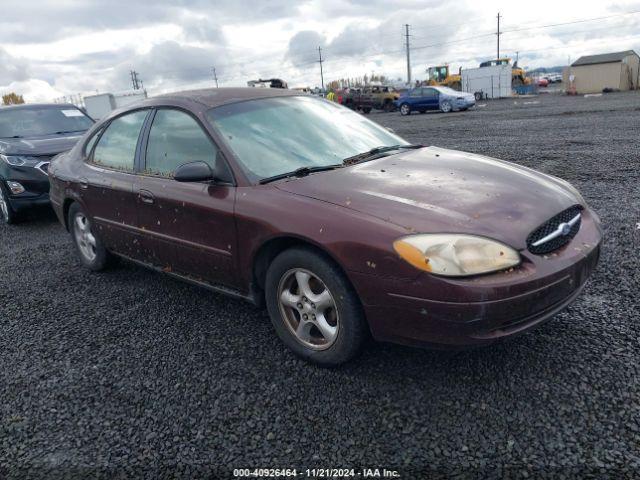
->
48, 88, 602, 366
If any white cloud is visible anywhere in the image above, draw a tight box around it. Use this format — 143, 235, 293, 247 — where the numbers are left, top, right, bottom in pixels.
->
0, 79, 63, 103
1, 0, 639, 100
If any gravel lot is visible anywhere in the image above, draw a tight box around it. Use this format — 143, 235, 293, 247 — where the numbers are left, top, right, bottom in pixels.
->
1, 91, 639, 479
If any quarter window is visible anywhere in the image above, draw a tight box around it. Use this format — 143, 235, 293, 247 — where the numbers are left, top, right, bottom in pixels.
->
92, 110, 147, 171
83, 127, 103, 157
145, 109, 218, 177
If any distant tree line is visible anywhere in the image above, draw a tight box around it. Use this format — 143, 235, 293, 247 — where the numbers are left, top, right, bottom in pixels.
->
326, 74, 391, 90
2, 92, 25, 105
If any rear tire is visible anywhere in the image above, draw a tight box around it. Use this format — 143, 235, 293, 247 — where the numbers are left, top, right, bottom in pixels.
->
265, 247, 367, 366
68, 202, 114, 271
0, 182, 17, 225
362, 107, 372, 114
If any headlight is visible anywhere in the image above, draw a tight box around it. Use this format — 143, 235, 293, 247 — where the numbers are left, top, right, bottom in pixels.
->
0, 154, 40, 167
393, 234, 520, 277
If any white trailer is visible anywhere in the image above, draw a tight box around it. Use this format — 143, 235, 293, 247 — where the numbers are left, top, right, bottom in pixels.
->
461, 64, 512, 99
83, 90, 147, 120
83, 93, 116, 120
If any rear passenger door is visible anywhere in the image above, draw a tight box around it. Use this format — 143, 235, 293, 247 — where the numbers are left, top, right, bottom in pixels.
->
82, 109, 149, 255
135, 108, 237, 288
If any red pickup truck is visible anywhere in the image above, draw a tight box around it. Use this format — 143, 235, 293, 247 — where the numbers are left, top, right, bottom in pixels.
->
340, 88, 374, 114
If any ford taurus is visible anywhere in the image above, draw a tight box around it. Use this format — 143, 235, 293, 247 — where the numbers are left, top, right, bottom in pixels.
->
48, 88, 602, 366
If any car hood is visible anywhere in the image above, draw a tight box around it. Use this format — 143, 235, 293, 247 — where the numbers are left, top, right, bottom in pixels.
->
275, 147, 582, 249
0, 133, 84, 157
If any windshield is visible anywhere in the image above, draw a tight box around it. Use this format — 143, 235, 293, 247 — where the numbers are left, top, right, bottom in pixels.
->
206, 96, 408, 181
0, 106, 93, 138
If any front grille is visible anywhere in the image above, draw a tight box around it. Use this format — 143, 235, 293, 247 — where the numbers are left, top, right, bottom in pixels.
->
526, 205, 583, 255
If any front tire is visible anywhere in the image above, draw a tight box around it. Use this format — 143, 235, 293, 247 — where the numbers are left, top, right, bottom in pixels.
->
440, 100, 452, 113
68, 202, 113, 271
400, 103, 411, 116
265, 247, 367, 366
0, 182, 17, 225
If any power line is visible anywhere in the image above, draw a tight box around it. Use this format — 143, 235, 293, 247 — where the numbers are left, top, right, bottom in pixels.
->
501, 9, 640, 35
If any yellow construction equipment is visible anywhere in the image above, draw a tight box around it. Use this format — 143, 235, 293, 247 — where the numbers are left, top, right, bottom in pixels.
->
426, 65, 461, 90
479, 58, 531, 86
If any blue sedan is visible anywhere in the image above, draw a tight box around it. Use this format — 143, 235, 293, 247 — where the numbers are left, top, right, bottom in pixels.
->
395, 86, 476, 115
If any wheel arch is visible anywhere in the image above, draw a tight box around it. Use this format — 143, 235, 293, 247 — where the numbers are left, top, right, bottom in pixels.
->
62, 197, 76, 231
251, 234, 354, 302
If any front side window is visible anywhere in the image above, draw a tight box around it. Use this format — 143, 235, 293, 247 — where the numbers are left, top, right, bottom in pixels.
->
145, 109, 218, 177
92, 110, 147, 171
206, 95, 407, 181
0, 106, 93, 139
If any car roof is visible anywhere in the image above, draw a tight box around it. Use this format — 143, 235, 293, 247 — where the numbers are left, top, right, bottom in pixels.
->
153, 87, 300, 109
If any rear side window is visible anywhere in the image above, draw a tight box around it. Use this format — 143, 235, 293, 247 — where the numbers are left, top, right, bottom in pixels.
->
410, 89, 423, 97
144, 109, 218, 177
92, 110, 147, 171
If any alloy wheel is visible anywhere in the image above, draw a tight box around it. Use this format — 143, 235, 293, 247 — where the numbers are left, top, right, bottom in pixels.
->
441, 101, 452, 113
400, 104, 410, 116
277, 268, 339, 350
73, 213, 97, 262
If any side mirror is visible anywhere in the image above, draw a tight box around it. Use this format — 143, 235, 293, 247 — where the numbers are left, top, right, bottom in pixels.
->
174, 161, 215, 182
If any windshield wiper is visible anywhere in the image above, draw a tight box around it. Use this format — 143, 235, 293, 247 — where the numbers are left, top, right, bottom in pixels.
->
0, 135, 23, 139
54, 130, 85, 135
342, 144, 423, 166
259, 164, 341, 184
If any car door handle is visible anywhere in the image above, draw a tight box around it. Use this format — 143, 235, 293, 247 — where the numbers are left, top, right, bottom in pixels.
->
139, 190, 155, 205
79, 178, 89, 190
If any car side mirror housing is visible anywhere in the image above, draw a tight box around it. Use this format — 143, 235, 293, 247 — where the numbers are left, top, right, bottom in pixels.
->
174, 161, 215, 182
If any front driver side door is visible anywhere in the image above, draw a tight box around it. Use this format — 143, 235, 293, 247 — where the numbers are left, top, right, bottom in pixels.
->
135, 108, 238, 288
408, 88, 424, 109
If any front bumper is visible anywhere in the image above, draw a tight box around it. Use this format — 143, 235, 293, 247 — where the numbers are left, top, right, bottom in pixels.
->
0, 164, 51, 212
455, 98, 476, 110
350, 210, 602, 348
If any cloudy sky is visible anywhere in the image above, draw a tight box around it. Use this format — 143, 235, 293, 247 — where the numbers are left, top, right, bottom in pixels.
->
1, 0, 639, 102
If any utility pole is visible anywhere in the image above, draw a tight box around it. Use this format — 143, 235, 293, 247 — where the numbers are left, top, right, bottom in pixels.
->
318, 46, 325, 92
496, 13, 501, 60
212, 67, 219, 88
405, 24, 411, 85
130, 70, 140, 90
